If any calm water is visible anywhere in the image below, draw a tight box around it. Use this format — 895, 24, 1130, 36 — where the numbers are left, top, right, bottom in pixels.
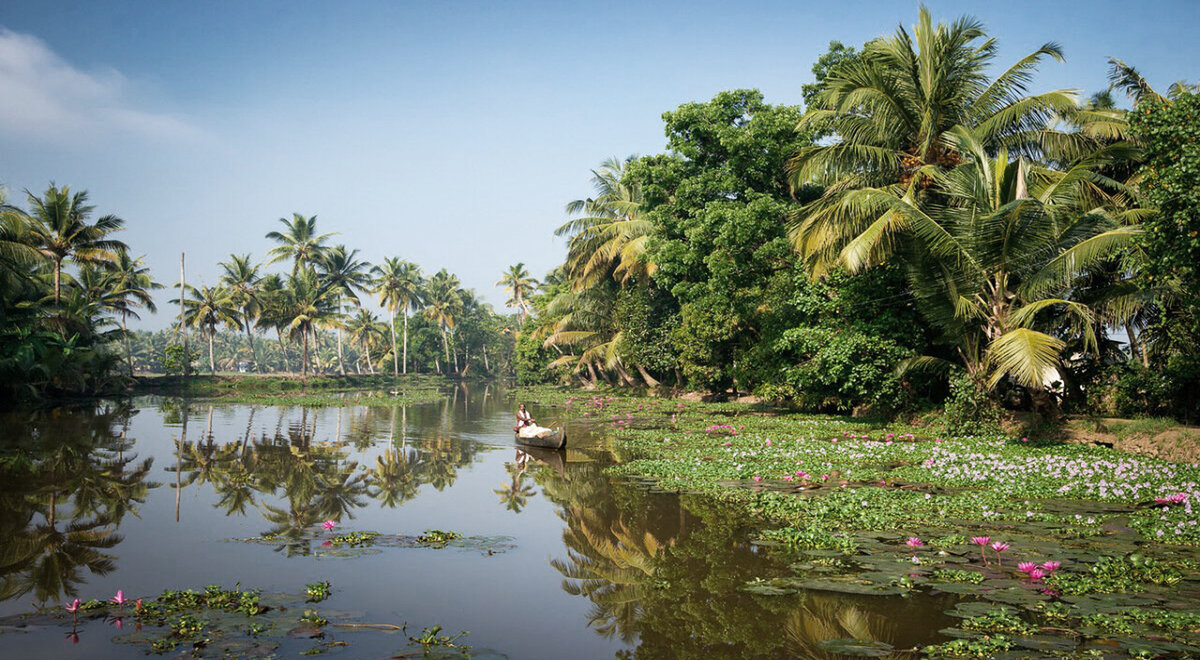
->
0, 388, 950, 659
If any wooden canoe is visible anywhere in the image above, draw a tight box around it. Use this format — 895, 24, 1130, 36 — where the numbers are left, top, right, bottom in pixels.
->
514, 428, 567, 450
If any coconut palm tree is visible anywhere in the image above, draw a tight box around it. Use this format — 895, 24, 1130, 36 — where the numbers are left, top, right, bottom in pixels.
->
345, 309, 384, 374
219, 254, 263, 373
788, 7, 1077, 272
22, 185, 128, 304
372, 258, 424, 376
265, 213, 334, 274
557, 157, 655, 288
103, 252, 161, 375
255, 274, 292, 373
280, 269, 338, 378
496, 263, 539, 324
0, 195, 44, 298
801, 123, 1141, 402
316, 245, 372, 375
423, 269, 461, 373
173, 284, 240, 374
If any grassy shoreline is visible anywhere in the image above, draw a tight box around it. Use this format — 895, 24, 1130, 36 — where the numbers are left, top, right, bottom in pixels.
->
130, 373, 455, 406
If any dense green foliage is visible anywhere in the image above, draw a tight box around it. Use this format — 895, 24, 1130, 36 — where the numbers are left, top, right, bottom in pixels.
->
0, 185, 145, 402
520, 9, 1198, 426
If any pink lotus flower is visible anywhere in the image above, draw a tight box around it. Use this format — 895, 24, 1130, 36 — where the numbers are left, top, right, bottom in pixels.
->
1041, 561, 1061, 573
65, 599, 81, 614
322, 520, 336, 531
906, 537, 924, 548
110, 590, 128, 607
1017, 562, 1037, 573
135, 599, 143, 613
1029, 568, 1046, 580
752, 476, 762, 483
990, 541, 1009, 567
970, 536, 990, 565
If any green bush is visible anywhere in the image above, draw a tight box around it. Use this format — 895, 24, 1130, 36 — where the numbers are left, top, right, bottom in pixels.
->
939, 373, 1001, 436
512, 333, 560, 385
749, 326, 910, 413
1109, 357, 1200, 423
162, 344, 199, 376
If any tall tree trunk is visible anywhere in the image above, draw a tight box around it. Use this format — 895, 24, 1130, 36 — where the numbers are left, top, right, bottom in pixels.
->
244, 317, 260, 373
441, 329, 450, 371
276, 329, 291, 374
336, 326, 347, 376
53, 259, 62, 305
482, 345, 490, 372
179, 252, 189, 376
1126, 323, 1150, 368
302, 328, 310, 378
208, 331, 216, 374
636, 364, 660, 388
402, 310, 409, 376
122, 311, 134, 376
615, 362, 637, 387
390, 310, 399, 377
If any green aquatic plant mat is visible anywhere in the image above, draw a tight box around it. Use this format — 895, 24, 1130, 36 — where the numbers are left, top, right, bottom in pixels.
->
229, 525, 515, 557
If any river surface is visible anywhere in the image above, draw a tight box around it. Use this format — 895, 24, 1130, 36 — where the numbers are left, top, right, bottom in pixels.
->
0, 388, 950, 659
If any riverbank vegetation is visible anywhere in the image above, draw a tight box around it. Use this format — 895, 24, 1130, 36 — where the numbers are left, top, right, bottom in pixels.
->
514, 8, 1200, 431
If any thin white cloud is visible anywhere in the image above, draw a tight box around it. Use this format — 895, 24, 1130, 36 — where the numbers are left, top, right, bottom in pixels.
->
0, 28, 199, 143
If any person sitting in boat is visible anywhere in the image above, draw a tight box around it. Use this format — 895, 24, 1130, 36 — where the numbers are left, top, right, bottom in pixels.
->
515, 404, 535, 431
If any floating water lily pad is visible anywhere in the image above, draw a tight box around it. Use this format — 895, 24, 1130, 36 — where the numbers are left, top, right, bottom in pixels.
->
928, 582, 987, 595
946, 602, 1013, 619
1010, 634, 1080, 653
815, 638, 895, 657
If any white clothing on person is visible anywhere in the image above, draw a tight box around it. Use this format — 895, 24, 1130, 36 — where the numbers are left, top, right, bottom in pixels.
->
517, 424, 554, 439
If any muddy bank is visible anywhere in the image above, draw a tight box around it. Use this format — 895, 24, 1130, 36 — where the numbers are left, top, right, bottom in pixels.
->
1065, 418, 1200, 463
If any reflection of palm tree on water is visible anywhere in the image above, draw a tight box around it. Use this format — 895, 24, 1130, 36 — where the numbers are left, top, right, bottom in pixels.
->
0, 407, 154, 605
494, 450, 537, 513
552, 506, 675, 643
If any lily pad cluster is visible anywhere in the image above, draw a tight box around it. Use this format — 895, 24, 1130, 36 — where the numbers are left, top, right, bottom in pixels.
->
525, 389, 1200, 657
0, 582, 490, 659
233, 523, 514, 557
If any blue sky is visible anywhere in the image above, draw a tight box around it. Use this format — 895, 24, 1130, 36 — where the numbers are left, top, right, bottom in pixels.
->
1, 1, 1196, 328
